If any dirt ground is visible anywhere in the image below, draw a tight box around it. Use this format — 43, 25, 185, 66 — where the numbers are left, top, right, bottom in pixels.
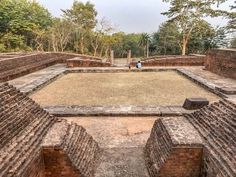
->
66, 117, 157, 148
65, 117, 157, 177
31, 71, 219, 106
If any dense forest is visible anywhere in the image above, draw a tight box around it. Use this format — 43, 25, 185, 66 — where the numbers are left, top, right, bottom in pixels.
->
0, 0, 235, 57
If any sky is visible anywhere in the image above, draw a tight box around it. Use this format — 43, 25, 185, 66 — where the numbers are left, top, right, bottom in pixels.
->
38, 0, 234, 33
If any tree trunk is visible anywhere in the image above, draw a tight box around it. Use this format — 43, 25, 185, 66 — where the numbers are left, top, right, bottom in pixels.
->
146, 41, 149, 58
94, 47, 98, 56
182, 39, 187, 55
143, 47, 146, 57
80, 36, 84, 54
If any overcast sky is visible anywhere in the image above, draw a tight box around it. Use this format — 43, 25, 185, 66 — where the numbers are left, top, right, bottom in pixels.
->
38, 0, 234, 33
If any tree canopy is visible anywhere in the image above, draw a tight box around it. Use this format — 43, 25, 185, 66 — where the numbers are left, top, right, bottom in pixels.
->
0, 0, 235, 56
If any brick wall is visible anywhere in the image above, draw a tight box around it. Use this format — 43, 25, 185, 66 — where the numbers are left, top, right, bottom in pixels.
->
0, 83, 100, 177
0, 83, 56, 177
42, 120, 101, 177
20, 152, 45, 177
67, 57, 111, 67
145, 117, 203, 177
43, 148, 81, 177
158, 148, 203, 177
0, 52, 107, 82
205, 49, 236, 79
185, 100, 236, 177
131, 55, 205, 67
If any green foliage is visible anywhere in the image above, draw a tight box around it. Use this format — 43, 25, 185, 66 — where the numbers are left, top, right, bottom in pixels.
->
0, 0, 52, 51
139, 33, 151, 57
0, 0, 234, 56
162, 0, 229, 55
0, 43, 6, 52
227, 1, 236, 31
62, 1, 97, 53
63, 1, 97, 29
188, 20, 217, 54
230, 36, 236, 48
153, 22, 181, 55
111, 32, 143, 58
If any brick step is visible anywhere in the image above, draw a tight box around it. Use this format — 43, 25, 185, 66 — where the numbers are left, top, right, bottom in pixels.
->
63, 123, 100, 177
0, 117, 55, 176
219, 100, 236, 113
0, 102, 45, 147
0, 114, 53, 162
190, 110, 236, 156
186, 113, 236, 176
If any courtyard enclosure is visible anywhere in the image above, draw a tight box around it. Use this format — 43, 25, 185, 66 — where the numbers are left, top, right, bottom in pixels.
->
0, 0, 236, 175
30, 71, 219, 106
1, 49, 236, 177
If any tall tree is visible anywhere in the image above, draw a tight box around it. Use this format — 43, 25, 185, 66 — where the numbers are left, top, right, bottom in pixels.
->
90, 18, 113, 56
162, 0, 228, 55
139, 33, 151, 58
230, 36, 236, 48
63, 1, 97, 54
0, 0, 52, 51
227, 1, 236, 31
49, 18, 74, 52
154, 22, 181, 55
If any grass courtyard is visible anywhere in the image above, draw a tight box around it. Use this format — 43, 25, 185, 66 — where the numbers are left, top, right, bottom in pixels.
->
30, 71, 219, 106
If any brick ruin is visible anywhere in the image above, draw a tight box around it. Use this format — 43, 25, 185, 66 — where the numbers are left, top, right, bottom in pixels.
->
1, 81, 235, 177
0, 48, 236, 177
131, 55, 205, 67
205, 49, 236, 79
0, 52, 108, 82
66, 57, 111, 68
0, 83, 100, 177
145, 100, 236, 177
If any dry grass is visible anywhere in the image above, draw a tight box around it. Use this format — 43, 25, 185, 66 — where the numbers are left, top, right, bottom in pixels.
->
30, 71, 219, 106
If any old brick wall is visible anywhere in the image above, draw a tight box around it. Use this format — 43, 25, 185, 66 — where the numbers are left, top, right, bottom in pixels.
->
0, 83, 101, 177
0, 52, 107, 82
42, 121, 101, 177
67, 58, 111, 67
131, 55, 205, 67
43, 148, 81, 177
145, 117, 203, 177
185, 100, 236, 177
205, 49, 236, 79
20, 152, 45, 177
0, 83, 56, 177
0, 53, 60, 82
158, 148, 203, 177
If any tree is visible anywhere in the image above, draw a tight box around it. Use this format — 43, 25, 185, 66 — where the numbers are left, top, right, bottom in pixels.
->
230, 36, 236, 48
63, 1, 97, 54
154, 22, 181, 55
90, 18, 113, 56
227, 1, 236, 31
187, 20, 217, 54
139, 33, 151, 57
162, 0, 228, 55
0, 0, 52, 51
49, 18, 74, 52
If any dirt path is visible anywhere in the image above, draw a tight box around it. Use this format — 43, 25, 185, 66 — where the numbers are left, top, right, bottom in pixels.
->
65, 117, 157, 177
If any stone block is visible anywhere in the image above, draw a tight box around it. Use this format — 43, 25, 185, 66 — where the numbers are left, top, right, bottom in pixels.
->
183, 98, 209, 110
